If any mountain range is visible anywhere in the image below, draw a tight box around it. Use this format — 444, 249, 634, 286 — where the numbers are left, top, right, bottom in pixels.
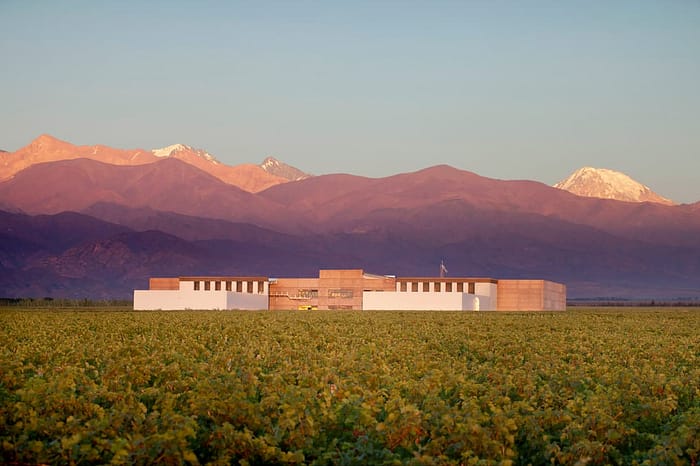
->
0, 134, 310, 193
1, 135, 699, 300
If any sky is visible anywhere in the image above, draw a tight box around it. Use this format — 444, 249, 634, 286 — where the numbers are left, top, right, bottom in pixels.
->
2, 1, 699, 203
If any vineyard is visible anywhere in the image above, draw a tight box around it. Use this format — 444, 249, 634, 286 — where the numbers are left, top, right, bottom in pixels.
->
1, 309, 698, 465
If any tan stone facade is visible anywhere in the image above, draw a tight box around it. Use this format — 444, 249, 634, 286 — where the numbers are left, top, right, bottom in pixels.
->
148, 277, 179, 290
269, 269, 396, 310
496, 279, 567, 311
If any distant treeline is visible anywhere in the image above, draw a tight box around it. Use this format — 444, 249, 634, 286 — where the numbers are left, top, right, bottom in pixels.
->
0, 297, 133, 308
568, 299, 700, 307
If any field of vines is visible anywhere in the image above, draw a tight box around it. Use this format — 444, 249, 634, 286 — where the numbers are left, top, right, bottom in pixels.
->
1, 308, 698, 465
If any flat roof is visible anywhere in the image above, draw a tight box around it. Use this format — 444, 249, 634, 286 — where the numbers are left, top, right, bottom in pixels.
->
179, 276, 269, 281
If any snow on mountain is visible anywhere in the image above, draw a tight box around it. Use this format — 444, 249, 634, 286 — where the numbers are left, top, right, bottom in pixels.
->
152, 144, 219, 164
260, 156, 310, 181
152, 144, 188, 158
554, 167, 675, 205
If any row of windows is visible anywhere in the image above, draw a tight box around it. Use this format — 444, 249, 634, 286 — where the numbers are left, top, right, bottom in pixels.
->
298, 289, 319, 298
286, 285, 477, 298
282, 289, 352, 299
399, 282, 476, 294
328, 289, 354, 299
193, 281, 266, 294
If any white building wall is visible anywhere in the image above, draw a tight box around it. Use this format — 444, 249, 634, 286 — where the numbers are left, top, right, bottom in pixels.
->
179, 281, 195, 291
226, 292, 268, 310
474, 283, 498, 311
134, 290, 268, 310
463, 294, 479, 311
363, 291, 485, 311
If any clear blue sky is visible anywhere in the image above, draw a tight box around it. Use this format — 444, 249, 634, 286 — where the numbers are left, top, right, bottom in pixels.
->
2, 1, 699, 202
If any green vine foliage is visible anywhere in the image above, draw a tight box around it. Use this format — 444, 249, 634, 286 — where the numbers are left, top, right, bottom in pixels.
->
1, 309, 698, 465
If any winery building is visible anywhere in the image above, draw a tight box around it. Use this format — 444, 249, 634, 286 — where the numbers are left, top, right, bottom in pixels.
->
134, 269, 566, 311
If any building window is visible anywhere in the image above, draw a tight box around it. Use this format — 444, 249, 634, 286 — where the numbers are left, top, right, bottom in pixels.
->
411, 282, 418, 292
328, 289, 353, 299
400, 282, 407, 292
446, 282, 452, 292
204, 281, 211, 291
257, 281, 265, 294
468, 282, 475, 294
215, 281, 221, 291
434, 282, 441, 292
236, 281, 243, 292
298, 289, 319, 298
422, 282, 429, 292
194, 281, 200, 291
457, 282, 464, 292
226, 281, 232, 291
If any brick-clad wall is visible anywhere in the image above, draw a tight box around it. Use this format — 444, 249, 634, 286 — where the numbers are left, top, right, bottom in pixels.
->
496, 279, 566, 311
149, 278, 179, 290
543, 281, 566, 310
318, 269, 365, 310
269, 270, 396, 310
269, 278, 320, 310
497, 280, 544, 310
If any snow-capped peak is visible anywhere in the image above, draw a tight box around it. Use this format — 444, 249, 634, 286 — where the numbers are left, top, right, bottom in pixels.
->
260, 156, 310, 181
261, 156, 280, 169
554, 167, 674, 205
152, 144, 190, 158
152, 144, 219, 164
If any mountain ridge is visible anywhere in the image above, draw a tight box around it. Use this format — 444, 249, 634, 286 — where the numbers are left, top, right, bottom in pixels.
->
0, 157, 304, 232
2, 206, 699, 300
1, 134, 305, 193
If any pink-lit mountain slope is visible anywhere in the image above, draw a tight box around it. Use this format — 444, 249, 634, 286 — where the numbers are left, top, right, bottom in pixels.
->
0, 134, 155, 178
0, 157, 299, 231
0, 135, 295, 193
259, 165, 700, 246
554, 167, 675, 205
3, 160, 700, 245
151, 143, 288, 192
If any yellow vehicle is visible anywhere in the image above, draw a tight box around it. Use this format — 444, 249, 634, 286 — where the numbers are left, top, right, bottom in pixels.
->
297, 305, 318, 310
